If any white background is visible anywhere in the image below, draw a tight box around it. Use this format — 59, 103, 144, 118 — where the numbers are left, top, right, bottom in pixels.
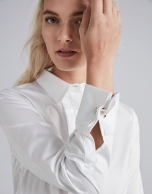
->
0, 0, 152, 193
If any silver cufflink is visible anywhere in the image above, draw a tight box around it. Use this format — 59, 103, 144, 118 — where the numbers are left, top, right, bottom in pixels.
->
100, 111, 106, 117
94, 107, 106, 118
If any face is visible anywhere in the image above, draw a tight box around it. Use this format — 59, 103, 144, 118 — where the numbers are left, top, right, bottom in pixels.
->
42, 0, 87, 72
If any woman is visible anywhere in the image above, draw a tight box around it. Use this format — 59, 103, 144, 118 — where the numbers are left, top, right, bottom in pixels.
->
0, 0, 144, 193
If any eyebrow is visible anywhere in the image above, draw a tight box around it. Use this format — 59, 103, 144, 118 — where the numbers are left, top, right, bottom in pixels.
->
43, 10, 84, 17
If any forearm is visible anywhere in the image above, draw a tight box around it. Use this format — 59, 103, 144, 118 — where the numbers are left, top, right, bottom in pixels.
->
86, 60, 115, 149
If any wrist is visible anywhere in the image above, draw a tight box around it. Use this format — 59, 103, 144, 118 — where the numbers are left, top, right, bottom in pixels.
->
86, 62, 114, 93
87, 57, 115, 68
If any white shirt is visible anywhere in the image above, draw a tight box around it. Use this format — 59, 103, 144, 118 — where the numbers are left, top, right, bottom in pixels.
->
0, 68, 144, 194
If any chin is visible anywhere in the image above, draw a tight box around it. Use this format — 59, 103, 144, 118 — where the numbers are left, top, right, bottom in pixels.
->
54, 63, 86, 72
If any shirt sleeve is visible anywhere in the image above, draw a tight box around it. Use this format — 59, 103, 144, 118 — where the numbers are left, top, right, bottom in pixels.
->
126, 109, 144, 194
0, 84, 119, 194
74, 84, 120, 192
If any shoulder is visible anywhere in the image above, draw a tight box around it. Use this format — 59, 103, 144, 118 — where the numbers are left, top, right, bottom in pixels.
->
0, 81, 53, 114
0, 82, 43, 108
0, 81, 46, 101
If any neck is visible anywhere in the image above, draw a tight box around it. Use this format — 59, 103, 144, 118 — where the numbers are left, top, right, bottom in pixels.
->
51, 65, 87, 84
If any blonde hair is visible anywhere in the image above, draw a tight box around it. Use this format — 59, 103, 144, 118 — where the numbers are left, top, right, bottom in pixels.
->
13, 0, 54, 87
13, 0, 121, 87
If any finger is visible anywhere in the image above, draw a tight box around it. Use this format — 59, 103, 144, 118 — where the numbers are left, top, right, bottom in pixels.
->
79, 1, 91, 35
103, 0, 113, 17
112, 1, 118, 16
89, 0, 104, 22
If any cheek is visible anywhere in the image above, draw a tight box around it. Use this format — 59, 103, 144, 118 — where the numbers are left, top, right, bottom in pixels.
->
42, 25, 53, 45
42, 27, 49, 45
42, 28, 55, 56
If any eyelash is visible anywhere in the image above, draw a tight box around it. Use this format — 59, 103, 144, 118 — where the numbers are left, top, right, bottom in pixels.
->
45, 17, 82, 25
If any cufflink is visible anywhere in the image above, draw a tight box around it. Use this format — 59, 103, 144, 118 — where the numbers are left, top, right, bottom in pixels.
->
100, 111, 106, 118
94, 107, 106, 118
100, 110, 104, 115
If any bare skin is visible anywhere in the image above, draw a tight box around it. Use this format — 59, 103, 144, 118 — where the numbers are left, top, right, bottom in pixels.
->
42, 0, 122, 150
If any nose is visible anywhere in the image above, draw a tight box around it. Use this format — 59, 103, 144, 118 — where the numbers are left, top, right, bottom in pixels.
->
57, 24, 73, 43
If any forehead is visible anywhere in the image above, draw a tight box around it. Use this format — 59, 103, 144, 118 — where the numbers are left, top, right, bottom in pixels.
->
43, 0, 86, 13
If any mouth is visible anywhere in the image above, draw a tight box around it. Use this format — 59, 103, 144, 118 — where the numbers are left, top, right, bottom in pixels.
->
56, 51, 77, 58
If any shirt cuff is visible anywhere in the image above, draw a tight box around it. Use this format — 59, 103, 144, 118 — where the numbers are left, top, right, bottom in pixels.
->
66, 84, 120, 174
75, 84, 120, 131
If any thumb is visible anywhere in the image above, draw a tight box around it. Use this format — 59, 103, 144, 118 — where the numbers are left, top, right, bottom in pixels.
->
79, 1, 91, 36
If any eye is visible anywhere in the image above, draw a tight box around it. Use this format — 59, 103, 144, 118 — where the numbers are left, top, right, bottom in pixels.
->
76, 19, 82, 24
44, 17, 82, 25
45, 17, 58, 24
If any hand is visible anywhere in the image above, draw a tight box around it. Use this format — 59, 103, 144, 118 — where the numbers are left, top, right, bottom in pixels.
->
79, 0, 122, 65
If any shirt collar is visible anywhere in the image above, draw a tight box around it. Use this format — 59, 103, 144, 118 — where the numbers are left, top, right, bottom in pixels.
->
36, 67, 86, 103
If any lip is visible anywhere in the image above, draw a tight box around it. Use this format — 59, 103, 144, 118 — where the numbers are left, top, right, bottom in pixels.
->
56, 51, 77, 58
56, 48, 77, 52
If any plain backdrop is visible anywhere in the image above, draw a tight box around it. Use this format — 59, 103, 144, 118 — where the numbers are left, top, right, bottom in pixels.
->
0, 0, 152, 193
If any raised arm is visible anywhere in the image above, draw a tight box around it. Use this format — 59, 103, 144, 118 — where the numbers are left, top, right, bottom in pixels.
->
79, 0, 121, 154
